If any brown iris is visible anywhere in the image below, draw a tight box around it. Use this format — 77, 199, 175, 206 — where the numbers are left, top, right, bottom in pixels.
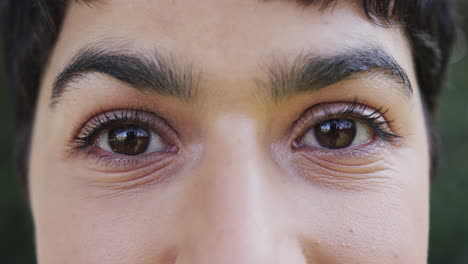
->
314, 119, 356, 149
108, 125, 150, 155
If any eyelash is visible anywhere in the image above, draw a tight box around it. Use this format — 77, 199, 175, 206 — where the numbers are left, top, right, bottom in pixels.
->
67, 101, 400, 168
68, 109, 175, 155
293, 100, 401, 147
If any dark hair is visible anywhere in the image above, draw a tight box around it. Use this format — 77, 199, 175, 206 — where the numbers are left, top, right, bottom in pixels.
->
1, 0, 456, 191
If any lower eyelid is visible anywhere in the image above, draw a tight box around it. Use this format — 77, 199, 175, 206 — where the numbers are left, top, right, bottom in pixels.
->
294, 138, 392, 159
297, 149, 389, 173
297, 170, 393, 192
66, 128, 179, 163
292, 150, 396, 191
72, 150, 180, 186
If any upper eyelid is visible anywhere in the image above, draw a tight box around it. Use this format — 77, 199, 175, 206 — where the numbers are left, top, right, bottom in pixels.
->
305, 103, 387, 124
81, 111, 150, 134
293, 102, 380, 128
290, 102, 399, 143
77, 109, 166, 134
75, 111, 151, 141
69, 109, 178, 151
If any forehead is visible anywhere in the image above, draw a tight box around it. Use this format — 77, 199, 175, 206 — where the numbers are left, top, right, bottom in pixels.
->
44, 0, 416, 107
59, 0, 410, 65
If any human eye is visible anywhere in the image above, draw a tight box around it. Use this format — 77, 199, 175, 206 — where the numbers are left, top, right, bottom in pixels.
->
292, 101, 401, 152
286, 101, 403, 190
68, 109, 179, 171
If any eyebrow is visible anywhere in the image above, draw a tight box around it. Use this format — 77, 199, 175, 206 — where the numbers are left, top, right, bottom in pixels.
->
51, 45, 199, 106
263, 44, 413, 100
51, 43, 412, 107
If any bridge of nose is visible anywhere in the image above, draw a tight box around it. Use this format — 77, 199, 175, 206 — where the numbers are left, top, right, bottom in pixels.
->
173, 114, 306, 263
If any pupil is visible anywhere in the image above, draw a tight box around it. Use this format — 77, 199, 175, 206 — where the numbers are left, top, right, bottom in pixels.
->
108, 125, 150, 155
314, 119, 356, 149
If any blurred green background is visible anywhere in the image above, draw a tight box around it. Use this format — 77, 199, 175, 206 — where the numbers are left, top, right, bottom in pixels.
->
0, 2, 467, 264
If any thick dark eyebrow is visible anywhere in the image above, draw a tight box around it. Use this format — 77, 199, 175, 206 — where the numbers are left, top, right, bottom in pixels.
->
51, 45, 199, 106
263, 45, 413, 100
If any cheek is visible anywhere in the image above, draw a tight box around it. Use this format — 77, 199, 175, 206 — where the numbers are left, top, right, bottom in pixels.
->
289, 182, 428, 263
30, 164, 184, 263
29, 119, 183, 263
284, 98, 430, 262
281, 142, 429, 263
290, 143, 397, 192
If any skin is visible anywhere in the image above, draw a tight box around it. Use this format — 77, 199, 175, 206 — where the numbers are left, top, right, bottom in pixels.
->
29, 0, 430, 263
